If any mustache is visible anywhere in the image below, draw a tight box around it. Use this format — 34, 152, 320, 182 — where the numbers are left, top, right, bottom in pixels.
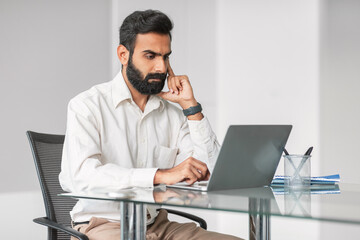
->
144, 72, 167, 82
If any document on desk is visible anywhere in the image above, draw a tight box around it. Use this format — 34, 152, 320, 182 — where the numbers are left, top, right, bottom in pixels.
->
271, 174, 340, 186
271, 174, 341, 195
271, 184, 340, 195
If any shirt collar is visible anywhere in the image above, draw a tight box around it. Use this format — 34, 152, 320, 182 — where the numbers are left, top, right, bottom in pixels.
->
146, 95, 165, 114
111, 71, 132, 108
111, 71, 165, 112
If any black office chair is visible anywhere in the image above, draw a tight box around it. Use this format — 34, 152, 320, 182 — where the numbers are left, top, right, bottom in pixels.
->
27, 131, 207, 240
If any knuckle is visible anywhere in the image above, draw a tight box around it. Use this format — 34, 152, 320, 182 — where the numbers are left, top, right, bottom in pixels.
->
181, 75, 189, 81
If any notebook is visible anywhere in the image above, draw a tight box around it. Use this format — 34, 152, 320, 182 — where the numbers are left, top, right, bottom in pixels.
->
167, 125, 292, 191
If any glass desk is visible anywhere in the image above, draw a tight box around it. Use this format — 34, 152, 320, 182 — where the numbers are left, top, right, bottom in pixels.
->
59, 183, 360, 240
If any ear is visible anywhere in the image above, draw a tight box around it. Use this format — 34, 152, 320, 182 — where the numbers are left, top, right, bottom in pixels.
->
117, 45, 129, 66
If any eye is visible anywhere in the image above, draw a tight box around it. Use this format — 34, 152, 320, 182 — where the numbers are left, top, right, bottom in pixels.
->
163, 55, 170, 61
145, 54, 155, 60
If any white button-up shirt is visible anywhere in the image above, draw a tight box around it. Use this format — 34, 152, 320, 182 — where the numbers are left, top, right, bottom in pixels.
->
59, 71, 220, 223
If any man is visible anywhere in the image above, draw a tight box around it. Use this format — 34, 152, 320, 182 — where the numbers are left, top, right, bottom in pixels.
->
60, 9, 242, 239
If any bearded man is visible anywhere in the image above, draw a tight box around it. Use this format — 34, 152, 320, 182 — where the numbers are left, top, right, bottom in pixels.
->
59, 9, 243, 240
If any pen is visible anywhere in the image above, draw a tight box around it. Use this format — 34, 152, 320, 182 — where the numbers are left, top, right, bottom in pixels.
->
305, 146, 313, 156
291, 146, 314, 181
283, 148, 290, 155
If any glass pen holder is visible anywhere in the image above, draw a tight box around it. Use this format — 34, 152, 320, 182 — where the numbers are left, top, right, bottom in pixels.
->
284, 155, 311, 189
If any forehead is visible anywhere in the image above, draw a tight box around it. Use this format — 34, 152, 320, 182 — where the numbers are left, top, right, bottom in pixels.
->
133, 32, 171, 53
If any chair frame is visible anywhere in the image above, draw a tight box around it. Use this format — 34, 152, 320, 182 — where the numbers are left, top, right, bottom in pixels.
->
27, 131, 89, 240
27, 130, 206, 240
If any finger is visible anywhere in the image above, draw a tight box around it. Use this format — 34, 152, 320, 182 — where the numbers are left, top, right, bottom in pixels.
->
187, 165, 206, 181
175, 77, 182, 92
204, 171, 211, 181
157, 91, 177, 102
169, 77, 178, 94
198, 168, 208, 180
179, 77, 191, 90
170, 77, 180, 94
166, 75, 173, 93
188, 159, 208, 178
190, 166, 203, 180
185, 178, 197, 185
184, 172, 198, 185
186, 157, 208, 174
183, 166, 200, 184
167, 61, 175, 76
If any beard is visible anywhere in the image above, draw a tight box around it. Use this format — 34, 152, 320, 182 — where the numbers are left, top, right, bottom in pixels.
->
126, 56, 166, 95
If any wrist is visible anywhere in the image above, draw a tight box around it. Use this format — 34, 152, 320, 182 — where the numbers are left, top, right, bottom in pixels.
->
154, 169, 165, 184
180, 99, 198, 110
187, 112, 203, 121
182, 101, 203, 120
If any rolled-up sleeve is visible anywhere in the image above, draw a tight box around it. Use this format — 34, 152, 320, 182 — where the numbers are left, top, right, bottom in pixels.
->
175, 116, 220, 172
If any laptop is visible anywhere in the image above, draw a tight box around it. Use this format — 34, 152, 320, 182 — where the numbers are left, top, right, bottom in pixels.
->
167, 125, 292, 191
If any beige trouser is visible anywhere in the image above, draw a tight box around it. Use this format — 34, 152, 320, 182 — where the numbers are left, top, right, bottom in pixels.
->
71, 209, 243, 240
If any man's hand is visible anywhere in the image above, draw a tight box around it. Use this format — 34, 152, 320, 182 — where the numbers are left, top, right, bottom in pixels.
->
157, 61, 198, 110
154, 157, 210, 185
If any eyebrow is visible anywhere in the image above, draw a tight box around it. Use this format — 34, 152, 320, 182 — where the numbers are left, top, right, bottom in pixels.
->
143, 50, 172, 57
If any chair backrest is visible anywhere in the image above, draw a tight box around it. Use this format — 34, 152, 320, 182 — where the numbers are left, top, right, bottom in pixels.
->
27, 131, 77, 240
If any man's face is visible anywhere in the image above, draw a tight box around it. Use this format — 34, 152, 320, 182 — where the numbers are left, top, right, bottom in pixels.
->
125, 33, 172, 95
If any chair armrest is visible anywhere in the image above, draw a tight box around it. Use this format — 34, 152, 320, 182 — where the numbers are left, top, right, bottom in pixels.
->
33, 217, 89, 240
160, 208, 207, 230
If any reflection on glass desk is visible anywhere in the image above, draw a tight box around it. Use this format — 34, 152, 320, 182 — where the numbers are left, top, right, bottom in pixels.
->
59, 183, 360, 240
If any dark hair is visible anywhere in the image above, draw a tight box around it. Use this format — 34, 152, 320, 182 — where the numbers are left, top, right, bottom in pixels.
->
119, 10, 173, 52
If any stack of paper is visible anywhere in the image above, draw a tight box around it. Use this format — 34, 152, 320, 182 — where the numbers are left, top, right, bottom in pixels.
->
270, 174, 341, 194
271, 174, 340, 186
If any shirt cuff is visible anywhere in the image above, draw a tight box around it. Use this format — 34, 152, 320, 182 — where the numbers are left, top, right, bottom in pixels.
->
131, 168, 158, 188
187, 116, 213, 143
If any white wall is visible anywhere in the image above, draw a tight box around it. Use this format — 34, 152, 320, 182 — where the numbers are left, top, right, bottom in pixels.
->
216, 0, 321, 170
319, 0, 360, 238
0, 0, 111, 192
320, 0, 360, 185
216, 0, 321, 238
0, 0, 111, 239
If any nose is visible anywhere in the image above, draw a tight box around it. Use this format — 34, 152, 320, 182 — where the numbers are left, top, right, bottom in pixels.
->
154, 58, 166, 73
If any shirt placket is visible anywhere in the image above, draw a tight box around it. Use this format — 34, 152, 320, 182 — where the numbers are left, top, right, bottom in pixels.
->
137, 115, 148, 168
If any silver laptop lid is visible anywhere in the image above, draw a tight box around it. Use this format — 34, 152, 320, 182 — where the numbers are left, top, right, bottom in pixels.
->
207, 125, 292, 191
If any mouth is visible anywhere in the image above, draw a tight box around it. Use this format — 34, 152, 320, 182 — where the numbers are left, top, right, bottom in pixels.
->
148, 78, 162, 82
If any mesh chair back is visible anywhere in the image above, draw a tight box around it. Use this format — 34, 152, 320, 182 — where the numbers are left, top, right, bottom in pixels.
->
27, 131, 77, 240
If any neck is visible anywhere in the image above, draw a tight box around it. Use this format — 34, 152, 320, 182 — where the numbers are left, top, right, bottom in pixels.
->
122, 68, 149, 112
